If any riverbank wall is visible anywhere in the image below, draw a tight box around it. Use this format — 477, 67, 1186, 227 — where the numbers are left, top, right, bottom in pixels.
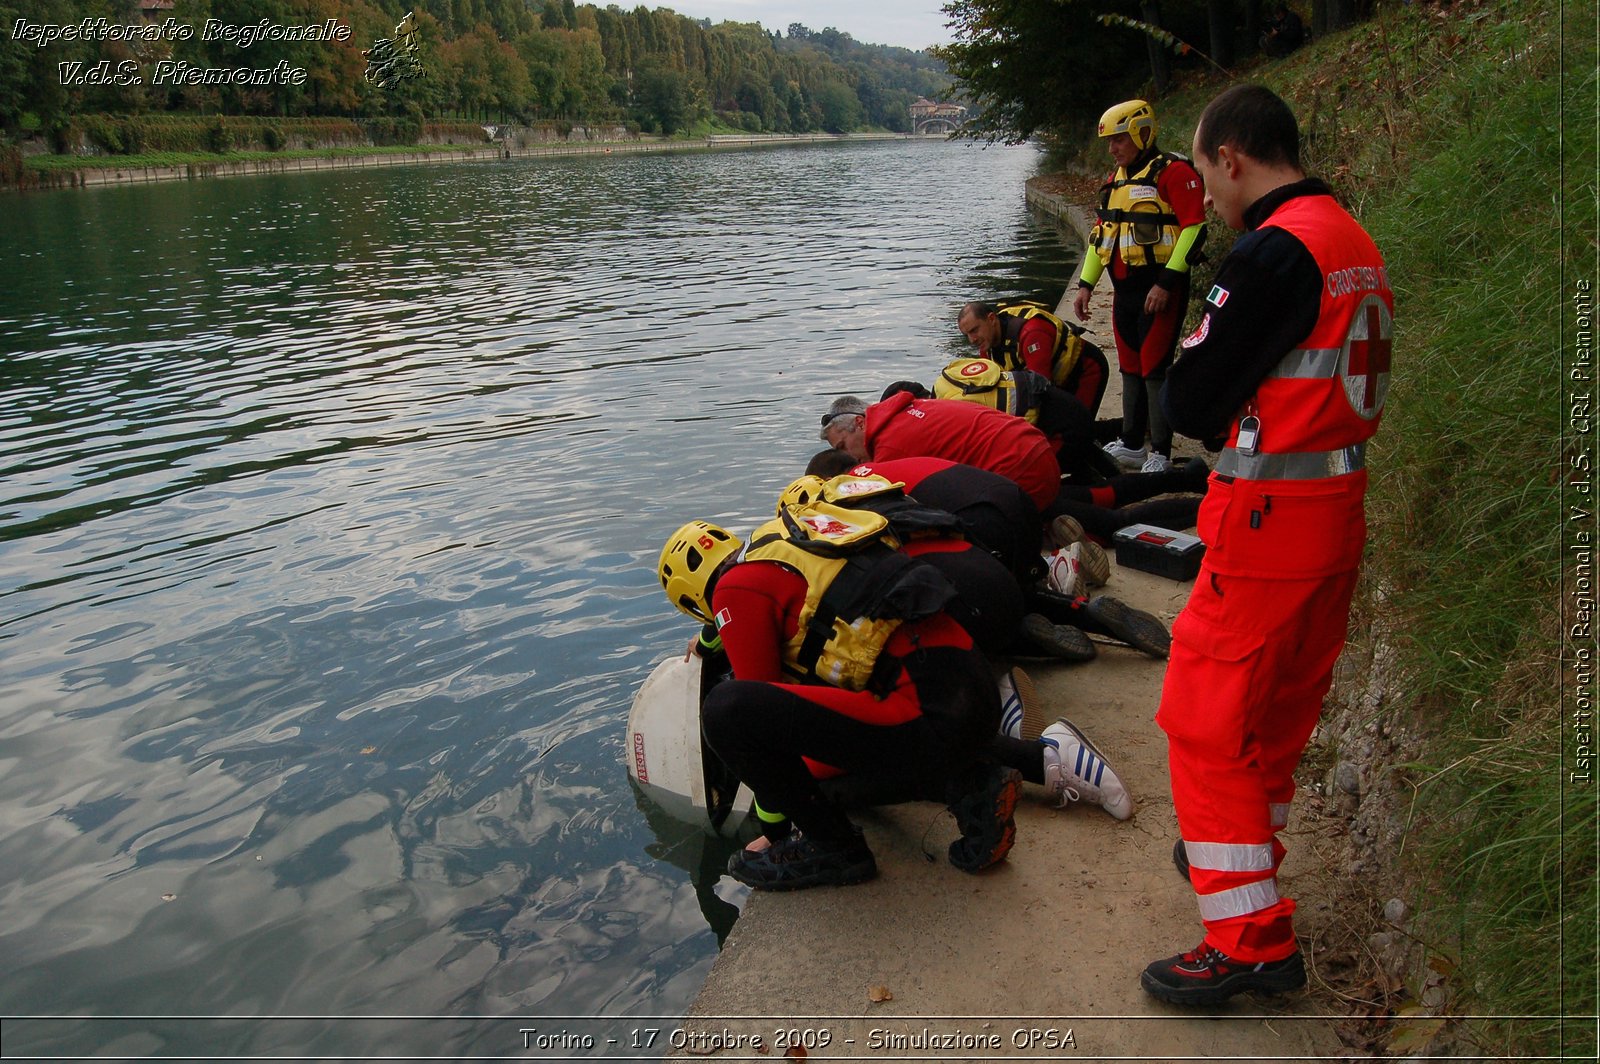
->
1021, 179, 1094, 236
16, 132, 921, 192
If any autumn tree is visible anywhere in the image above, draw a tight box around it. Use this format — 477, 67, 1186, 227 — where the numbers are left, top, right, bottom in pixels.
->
935, 0, 1144, 141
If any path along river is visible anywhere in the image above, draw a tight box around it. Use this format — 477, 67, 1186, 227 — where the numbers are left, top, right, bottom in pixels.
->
0, 138, 1080, 1057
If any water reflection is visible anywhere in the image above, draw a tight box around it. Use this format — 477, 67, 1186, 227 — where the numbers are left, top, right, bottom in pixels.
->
0, 138, 1079, 1056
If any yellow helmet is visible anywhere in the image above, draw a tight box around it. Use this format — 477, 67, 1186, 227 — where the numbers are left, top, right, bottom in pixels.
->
777, 475, 827, 514
1098, 99, 1158, 152
658, 521, 742, 623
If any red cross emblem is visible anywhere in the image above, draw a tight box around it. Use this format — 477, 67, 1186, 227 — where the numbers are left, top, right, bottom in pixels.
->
1342, 298, 1392, 418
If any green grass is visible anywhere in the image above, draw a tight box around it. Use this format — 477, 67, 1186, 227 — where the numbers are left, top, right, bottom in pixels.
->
1045, 0, 1594, 1053
1355, 8, 1590, 1050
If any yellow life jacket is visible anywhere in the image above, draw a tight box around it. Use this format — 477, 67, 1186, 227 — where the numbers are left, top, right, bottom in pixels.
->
743, 490, 958, 693
1092, 152, 1185, 268
933, 357, 1050, 423
991, 300, 1086, 388
810, 474, 968, 544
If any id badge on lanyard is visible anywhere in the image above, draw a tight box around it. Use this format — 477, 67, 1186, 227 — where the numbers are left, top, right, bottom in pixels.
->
1236, 414, 1261, 456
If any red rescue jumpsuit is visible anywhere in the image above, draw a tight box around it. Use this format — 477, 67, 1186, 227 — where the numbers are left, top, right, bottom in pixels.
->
1155, 189, 1394, 962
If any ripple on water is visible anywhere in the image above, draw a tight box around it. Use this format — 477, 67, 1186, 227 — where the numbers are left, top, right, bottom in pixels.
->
0, 139, 1079, 1050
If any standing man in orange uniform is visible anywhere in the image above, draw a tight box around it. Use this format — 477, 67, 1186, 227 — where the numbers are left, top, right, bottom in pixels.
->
1141, 85, 1394, 1005
1072, 99, 1207, 474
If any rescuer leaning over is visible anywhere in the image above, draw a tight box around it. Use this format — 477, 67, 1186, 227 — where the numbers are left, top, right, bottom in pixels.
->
1072, 99, 1207, 475
1140, 84, 1394, 1006
655, 509, 1025, 891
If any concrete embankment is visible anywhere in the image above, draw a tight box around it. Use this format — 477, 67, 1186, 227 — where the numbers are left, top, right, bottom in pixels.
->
668, 192, 1349, 1059
18, 132, 919, 191
1022, 178, 1094, 234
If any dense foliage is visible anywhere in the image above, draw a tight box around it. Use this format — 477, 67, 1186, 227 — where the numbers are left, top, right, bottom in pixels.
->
934, 0, 1374, 142
0, 0, 955, 142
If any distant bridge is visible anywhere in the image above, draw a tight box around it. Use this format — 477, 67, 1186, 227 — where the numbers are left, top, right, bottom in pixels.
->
910, 97, 967, 136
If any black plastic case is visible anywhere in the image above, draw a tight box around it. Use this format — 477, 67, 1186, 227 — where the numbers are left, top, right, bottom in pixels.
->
1113, 524, 1206, 581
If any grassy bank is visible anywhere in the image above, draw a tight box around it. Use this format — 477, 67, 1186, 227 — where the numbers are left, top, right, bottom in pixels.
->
1047, 0, 1593, 1054
1358, 2, 1591, 1052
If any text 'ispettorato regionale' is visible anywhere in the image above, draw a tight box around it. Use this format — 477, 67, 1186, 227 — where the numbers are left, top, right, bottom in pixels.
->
11, 17, 353, 88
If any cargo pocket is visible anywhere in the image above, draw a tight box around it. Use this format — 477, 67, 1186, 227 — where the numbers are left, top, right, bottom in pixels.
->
1155, 608, 1268, 760
1228, 486, 1366, 578
1131, 200, 1164, 247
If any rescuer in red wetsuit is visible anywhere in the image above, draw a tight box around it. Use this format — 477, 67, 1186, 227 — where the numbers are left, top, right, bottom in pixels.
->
801, 452, 1177, 662
956, 299, 1112, 419
656, 520, 1024, 891
820, 391, 1061, 512
1072, 100, 1207, 474
1139, 85, 1394, 1006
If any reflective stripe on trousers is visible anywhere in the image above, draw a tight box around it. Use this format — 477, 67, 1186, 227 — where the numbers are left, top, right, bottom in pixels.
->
1195, 878, 1284, 923
1184, 840, 1275, 873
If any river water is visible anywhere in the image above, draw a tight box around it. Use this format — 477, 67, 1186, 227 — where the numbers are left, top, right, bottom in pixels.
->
0, 139, 1080, 1057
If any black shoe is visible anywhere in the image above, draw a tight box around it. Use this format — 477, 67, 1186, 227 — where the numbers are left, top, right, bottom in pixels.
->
1141, 943, 1306, 1005
1018, 613, 1097, 663
727, 827, 877, 891
1180, 455, 1211, 493
1083, 595, 1171, 658
946, 766, 1023, 873
1173, 838, 1191, 881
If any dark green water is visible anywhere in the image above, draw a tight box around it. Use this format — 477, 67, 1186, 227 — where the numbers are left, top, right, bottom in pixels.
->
0, 139, 1080, 1057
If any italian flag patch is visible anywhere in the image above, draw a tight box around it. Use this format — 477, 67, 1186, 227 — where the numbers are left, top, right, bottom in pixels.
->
1207, 285, 1230, 307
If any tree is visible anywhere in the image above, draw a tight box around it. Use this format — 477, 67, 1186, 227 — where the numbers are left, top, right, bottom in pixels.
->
632, 57, 690, 133
814, 79, 862, 132
935, 0, 1143, 142
1142, 1, 1171, 94
1206, 0, 1234, 70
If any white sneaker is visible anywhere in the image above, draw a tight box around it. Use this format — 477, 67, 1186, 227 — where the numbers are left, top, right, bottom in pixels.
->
1045, 547, 1089, 598
1103, 440, 1147, 468
997, 666, 1048, 740
1041, 717, 1133, 820
1141, 452, 1172, 473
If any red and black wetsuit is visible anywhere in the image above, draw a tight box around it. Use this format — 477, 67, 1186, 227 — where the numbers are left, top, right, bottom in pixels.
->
990, 311, 1112, 419
1094, 150, 1206, 458
702, 560, 1000, 848
849, 457, 1041, 583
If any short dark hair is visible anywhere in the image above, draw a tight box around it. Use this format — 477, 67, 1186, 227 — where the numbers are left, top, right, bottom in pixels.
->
960, 300, 998, 322
805, 448, 859, 478
879, 380, 930, 402
1196, 84, 1300, 169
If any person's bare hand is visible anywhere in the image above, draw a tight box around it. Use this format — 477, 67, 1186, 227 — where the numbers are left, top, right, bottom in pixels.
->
1144, 285, 1171, 316
1072, 287, 1092, 321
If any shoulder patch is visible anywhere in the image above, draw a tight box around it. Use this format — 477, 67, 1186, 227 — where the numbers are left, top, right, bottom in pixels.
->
1206, 285, 1230, 307
714, 607, 732, 629
1181, 313, 1212, 349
